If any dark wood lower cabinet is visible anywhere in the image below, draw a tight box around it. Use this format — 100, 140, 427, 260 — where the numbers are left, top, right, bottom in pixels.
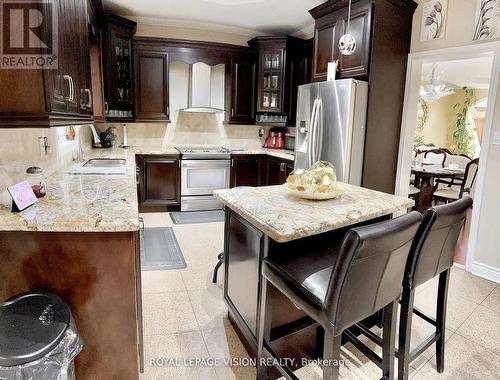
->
137, 154, 180, 212
230, 155, 294, 188
0, 231, 142, 379
230, 155, 265, 187
266, 157, 294, 186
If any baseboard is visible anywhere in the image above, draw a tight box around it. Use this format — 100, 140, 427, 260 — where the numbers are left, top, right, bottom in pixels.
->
453, 262, 466, 270
471, 261, 500, 284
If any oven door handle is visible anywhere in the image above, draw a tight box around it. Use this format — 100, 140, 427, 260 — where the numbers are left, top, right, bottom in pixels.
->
181, 160, 231, 168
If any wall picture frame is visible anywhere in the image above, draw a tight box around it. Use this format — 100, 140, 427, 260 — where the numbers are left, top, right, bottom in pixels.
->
473, 0, 500, 41
420, 0, 448, 41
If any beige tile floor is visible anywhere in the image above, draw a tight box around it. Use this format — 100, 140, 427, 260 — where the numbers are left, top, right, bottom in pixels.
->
139, 213, 500, 380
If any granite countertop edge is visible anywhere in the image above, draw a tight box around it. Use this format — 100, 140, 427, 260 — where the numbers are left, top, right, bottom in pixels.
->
214, 184, 414, 243
0, 145, 295, 233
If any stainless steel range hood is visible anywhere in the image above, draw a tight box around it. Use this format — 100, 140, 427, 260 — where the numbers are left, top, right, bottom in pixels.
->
179, 62, 225, 114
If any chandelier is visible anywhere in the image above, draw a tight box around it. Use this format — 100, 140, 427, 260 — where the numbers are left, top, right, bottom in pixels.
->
419, 65, 455, 102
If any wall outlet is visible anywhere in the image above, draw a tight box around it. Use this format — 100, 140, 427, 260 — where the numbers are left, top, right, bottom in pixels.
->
38, 136, 50, 156
493, 132, 500, 146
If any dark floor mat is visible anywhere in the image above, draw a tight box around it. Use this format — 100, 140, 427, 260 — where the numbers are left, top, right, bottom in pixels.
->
169, 210, 225, 224
140, 227, 187, 271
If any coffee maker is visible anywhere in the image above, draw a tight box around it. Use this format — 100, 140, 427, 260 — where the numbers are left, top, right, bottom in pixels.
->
263, 127, 286, 149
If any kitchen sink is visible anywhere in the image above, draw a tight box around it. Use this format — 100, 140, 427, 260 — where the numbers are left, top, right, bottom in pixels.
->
83, 158, 126, 167
68, 158, 127, 175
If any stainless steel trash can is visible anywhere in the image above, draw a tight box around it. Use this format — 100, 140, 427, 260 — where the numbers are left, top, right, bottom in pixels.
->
0, 292, 83, 380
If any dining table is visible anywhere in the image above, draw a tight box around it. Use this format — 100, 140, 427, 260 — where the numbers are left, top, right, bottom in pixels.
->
412, 164, 465, 210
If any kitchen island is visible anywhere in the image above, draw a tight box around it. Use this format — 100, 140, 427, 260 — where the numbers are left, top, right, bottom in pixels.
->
0, 144, 296, 379
214, 184, 413, 368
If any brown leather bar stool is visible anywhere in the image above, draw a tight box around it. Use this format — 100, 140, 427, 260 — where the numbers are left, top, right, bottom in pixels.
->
398, 196, 473, 379
256, 211, 422, 380
348, 197, 473, 380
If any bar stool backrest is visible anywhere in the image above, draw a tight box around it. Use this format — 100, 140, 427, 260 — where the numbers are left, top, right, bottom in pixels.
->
323, 212, 422, 333
405, 196, 473, 290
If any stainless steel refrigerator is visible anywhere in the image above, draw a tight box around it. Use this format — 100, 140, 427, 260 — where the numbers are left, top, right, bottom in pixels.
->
295, 79, 368, 186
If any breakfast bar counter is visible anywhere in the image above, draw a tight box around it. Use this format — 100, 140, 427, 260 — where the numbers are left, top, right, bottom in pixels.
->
214, 184, 413, 373
214, 183, 413, 243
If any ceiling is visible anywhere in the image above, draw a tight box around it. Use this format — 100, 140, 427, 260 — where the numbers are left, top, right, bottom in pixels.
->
421, 56, 494, 89
102, 0, 324, 36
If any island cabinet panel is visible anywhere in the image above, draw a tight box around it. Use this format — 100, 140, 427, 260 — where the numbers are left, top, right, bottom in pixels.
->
137, 155, 180, 212
224, 211, 264, 336
133, 51, 170, 121
229, 56, 256, 124
230, 155, 265, 187
266, 157, 294, 186
0, 231, 142, 380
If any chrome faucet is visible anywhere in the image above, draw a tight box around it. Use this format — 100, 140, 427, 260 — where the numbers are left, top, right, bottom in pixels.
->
75, 124, 101, 163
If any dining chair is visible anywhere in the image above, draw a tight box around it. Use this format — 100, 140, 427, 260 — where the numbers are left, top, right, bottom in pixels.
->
256, 212, 422, 380
436, 153, 472, 189
433, 158, 479, 204
414, 144, 436, 153
423, 149, 447, 167
445, 153, 471, 169
346, 197, 473, 380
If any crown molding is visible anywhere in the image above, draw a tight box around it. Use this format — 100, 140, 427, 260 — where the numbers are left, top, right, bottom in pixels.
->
291, 22, 315, 39
124, 16, 263, 38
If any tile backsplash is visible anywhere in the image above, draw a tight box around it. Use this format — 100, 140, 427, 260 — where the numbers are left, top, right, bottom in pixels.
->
0, 113, 280, 206
107, 112, 271, 148
0, 126, 92, 205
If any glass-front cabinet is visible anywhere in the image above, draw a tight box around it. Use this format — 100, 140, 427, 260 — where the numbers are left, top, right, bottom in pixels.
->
260, 49, 283, 112
249, 36, 307, 126
102, 14, 137, 121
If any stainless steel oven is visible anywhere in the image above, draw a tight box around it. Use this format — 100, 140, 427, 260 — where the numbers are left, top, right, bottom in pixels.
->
176, 147, 231, 211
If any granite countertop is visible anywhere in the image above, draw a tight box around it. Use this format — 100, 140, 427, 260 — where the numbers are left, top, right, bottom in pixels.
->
214, 183, 414, 243
230, 148, 294, 161
0, 145, 295, 233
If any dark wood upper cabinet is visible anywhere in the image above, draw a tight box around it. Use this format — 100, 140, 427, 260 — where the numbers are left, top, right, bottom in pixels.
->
309, 0, 417, 193
132, 37, 257, 125
133, 50, 170, 121
249, 36, 310, 126
102, 14, 136, 122
229, 55, 256, 124
311, 1, 373, 81
250, 38, 286, 114
312, 15, 339, 82
337, 3, 372, 78
0, 0, 93, 127
137, 154, 180, 212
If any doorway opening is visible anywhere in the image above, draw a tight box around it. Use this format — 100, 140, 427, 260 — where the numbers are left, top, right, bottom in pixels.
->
395, 43, 499, 272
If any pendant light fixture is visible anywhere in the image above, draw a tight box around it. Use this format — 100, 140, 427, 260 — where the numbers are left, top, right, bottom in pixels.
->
338, 0, 357, 56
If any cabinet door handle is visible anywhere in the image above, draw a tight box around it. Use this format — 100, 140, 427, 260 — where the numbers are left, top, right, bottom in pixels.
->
231, 159, 234, 167
63, 75, 73, 101
136, 166, 140, 185
231, 108, 234, 117
85, 89, 92, 108
69, 76, 75, 101
105, 101, 109, 114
